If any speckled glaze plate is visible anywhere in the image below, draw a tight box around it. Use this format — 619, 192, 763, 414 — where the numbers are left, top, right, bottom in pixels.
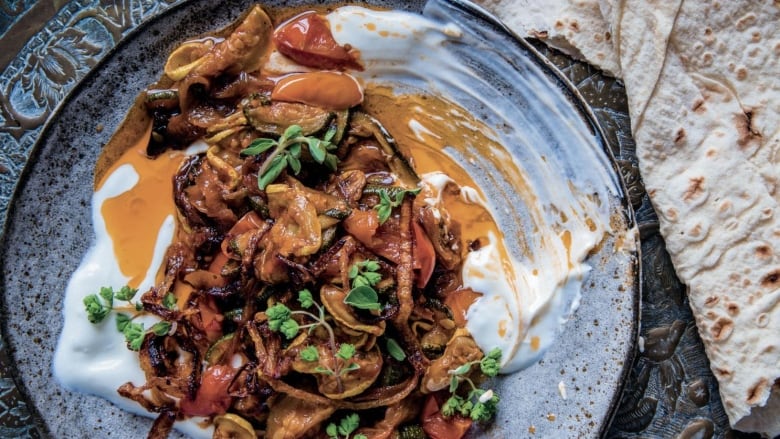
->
0, 0, 639, 438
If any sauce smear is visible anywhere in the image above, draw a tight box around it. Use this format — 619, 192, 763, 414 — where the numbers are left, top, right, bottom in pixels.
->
98, 125, 184, 288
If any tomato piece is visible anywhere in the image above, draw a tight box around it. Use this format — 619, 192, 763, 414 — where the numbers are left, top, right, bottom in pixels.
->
180, 365, 236, 417
271, 71, 363, 110
273, 11, 362, 70
421, 394, 472, 439
194, 296, 224, 342
412, 221, 436, 288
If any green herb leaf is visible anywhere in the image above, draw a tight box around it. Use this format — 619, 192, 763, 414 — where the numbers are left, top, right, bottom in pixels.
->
344, 285, 382, 310
326, 423, 339, 439
115, 285, 138, 301
386, 338, 406, 361
298, 289, 314, 309
115, 313, 131, 332
300, 345, 319, 362
442, 395, 463, 417
323, 153, 338, 171
123, 321, 146, 351
337, 343, 356, 361
83, 294, 111, 324
266, 303, 291, 331
338, 413, 360, 436
340, 362, 361, 375
314, 366, 335, 376
162, 293, 177, 310
280, 319, 300, 339
149, 321, 172, 336
258, 154, 288, 189
449, 375, 460, 393
354, 435, 368, 439
480, 348, 502, 377
241, 138, 277, 156
374, 187, 421, 224
288, 153, 302, 175
282, 124, 303, 141
451, 363, 473, 376
99, 286, 114, 305
307, 138, 326, 163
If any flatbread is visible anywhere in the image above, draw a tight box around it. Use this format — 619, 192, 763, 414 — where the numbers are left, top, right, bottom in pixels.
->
475, 0, 621, 77
601, 0, 780, 435
479, 0, 779, 433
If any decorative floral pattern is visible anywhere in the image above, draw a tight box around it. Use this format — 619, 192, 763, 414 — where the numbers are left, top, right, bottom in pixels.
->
0, 2, 752, 439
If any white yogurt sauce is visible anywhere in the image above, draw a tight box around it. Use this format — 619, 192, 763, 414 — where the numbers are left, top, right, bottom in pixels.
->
54, 5, 621, 437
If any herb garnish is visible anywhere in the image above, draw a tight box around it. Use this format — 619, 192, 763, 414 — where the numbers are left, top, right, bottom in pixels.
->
267, 290, 361, 391
343, 260, 382, 311
241, 124, 339, 190
300, 343, 360, 377
443, 347, 502, 422
83, 286, 171, 351
325, 412, 367, 439
385, 337, 406, 361
374, 187, 421, 224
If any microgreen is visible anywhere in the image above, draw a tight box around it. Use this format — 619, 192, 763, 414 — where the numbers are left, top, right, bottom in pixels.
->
269, 290, 361, 391
374, 187, 421, 224
443, 348, 503, 422
241, 124, 339, 190
326, 412, 367, 439
83, 285, 172, 351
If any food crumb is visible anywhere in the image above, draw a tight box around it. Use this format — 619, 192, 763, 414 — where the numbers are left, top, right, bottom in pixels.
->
547, 413, 556, 421
528, 425, 536, 434
558, 380, 568, 400
96, 123, 104, 133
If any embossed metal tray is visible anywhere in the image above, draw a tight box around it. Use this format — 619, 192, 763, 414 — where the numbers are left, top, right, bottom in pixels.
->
0, 0, 743, 438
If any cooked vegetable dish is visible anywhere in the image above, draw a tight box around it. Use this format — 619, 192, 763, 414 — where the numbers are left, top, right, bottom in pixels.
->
82, 5, 502, 439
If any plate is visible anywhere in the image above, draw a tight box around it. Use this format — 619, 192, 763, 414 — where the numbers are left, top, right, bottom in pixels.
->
0, 0, 638, 437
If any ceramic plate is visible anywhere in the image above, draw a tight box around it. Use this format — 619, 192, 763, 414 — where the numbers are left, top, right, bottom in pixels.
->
0, 0, 638, 437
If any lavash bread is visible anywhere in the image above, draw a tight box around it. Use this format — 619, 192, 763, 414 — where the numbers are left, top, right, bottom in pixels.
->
604, 1, 780, 435
475, 0, 621, 77
477, 0, 780, 435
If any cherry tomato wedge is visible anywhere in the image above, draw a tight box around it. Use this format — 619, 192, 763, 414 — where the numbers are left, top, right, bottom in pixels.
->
180, 365, 236, 417
421, 394, 472, 439
412, 221, 436, 288
273, 11, 362, 70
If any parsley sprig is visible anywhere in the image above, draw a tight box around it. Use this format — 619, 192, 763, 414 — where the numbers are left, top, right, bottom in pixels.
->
325, 413, 367, 439
374, 187, 421, 224
443, 347, 502, 422
83, 286, 173, 351
343, 260, 382, 311
241, 124, 338, 190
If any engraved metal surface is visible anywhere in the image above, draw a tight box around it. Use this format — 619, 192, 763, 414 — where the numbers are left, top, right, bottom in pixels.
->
0, 1, 750, 438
